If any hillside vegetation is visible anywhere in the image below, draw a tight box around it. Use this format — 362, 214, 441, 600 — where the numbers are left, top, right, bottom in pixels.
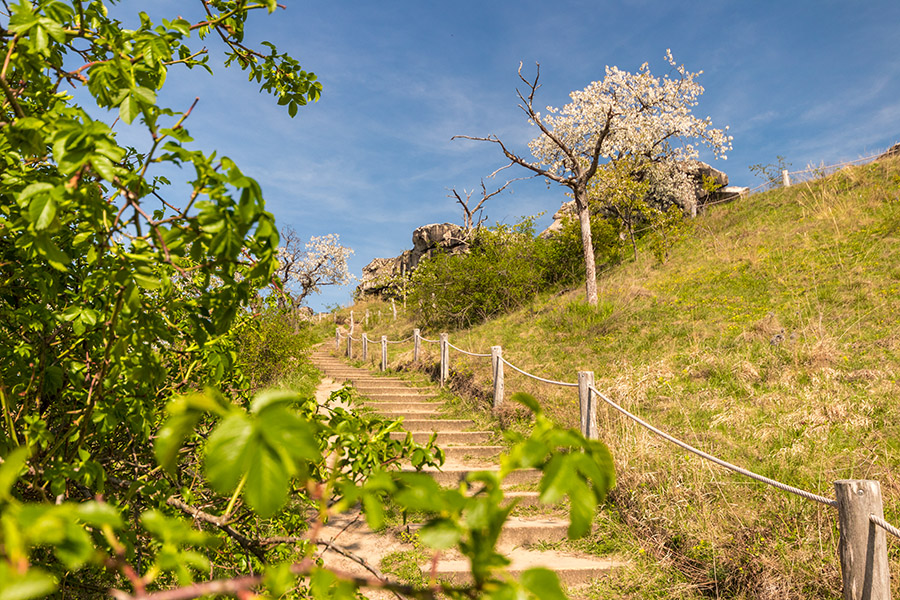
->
344, 155, 900, 599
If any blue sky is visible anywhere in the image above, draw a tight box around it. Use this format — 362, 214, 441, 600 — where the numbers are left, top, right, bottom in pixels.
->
116, 1, 900, 311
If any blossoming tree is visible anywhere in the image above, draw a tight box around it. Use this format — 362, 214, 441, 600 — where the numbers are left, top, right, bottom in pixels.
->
455, 51, 732, 305
275, 227, 354, 310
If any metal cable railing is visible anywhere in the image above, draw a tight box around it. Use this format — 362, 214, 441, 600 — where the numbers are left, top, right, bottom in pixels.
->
446, 341, 491, 358
501, 357, 579, 388
587, 384, 837, 508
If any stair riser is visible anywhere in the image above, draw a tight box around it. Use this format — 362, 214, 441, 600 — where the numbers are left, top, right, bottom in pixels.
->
402, 420, 474, 432
390, 432, 491, 445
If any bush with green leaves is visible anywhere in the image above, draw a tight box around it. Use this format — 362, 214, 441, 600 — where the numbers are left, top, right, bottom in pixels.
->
407, 216, 623, 329
0, 2, 616, 598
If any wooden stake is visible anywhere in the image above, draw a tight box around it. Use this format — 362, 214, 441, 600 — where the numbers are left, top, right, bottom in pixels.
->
834, 480, 891, 600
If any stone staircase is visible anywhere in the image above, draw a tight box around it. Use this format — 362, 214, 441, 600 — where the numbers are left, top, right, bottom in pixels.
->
311, 347, 624, 589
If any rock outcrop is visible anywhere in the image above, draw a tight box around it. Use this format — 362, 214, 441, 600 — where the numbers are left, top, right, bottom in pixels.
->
357, 223, 467, 297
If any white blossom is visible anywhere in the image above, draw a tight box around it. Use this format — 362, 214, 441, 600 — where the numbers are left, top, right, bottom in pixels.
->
275, 228, 354, 308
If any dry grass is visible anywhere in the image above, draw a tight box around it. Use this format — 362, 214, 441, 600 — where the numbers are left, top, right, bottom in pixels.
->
334, 155, 900, 598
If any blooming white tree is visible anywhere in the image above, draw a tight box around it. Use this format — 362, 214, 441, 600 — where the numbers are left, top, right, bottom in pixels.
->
275, 227, 354, 311
455, 51, 732, 305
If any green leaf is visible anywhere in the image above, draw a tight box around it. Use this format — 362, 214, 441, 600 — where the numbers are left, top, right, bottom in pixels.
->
538, 454, 572, 505
155, 410, 203, 474
418, 518, 461, 550
242, 442, 288, 518
32, 235, 70, 271
361, 492, 384, 530
521, 567, 567, 600
132, 86, 157, 106
566, 478, 595, 538
118, 95, 140, 124
28, 195, 56, 230
205, 413, 254, 493
250, 389, 298, 415
510, 392, 541, 414
0, 567, 58, 600
0, 447, 29, 501
90, 155, 116, 181
75, 502, 122, 528
257, 406, 320, 464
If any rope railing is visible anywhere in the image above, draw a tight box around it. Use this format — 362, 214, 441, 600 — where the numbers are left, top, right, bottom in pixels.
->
333, 323, 898, 593
587, 384, 837, 508
446, 341, 491, 358
870, 514, 900, 541
501, 357, 579, 388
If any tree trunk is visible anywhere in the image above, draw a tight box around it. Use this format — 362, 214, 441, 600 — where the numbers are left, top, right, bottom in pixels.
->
576, 194, 599, 306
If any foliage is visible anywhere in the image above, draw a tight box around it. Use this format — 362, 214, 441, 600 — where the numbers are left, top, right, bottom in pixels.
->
409, 156, 900, 598
0, 2, 620, 599
406, 217, 609, 329
275, 226, 354, 310
456, 51, 731, 305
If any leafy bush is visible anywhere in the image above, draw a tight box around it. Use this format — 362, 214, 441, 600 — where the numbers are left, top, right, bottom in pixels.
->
407, 216, 624, 329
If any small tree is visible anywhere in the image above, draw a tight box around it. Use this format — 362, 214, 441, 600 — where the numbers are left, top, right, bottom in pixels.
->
455, 51, 731, 305
275, 227, 354, 311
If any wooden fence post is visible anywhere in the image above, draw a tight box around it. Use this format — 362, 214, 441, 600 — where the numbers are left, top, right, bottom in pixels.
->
491, 346, 504, 409
391, 298, 397, 320
350, 310, 354, 333
834, 480, 891, 600
362, 334, 368, 361
346, 330, 352, 358
782, 169, 791, 187
439, 333, 449, 387
381, 336, 388, 373
413, 329, 421, 362
578, 371, 598, 439
335, 328, 340, 350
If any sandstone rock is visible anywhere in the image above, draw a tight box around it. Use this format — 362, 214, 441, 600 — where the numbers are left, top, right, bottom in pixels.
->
357, 223, 468, 297
878, 142, 900, 160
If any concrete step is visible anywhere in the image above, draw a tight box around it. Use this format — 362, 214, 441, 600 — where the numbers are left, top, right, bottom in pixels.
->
360, 393, 436, 402
438, 445, 503, 460
377, 410, 443, 420
412, 466, 540, 487
390, 431, 492, 445
429, 548, 624, 586
402, 419, 475, 433
363, 401, 444, 412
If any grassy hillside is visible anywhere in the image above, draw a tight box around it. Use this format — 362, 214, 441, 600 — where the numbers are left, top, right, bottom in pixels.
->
341, 155, 900, 598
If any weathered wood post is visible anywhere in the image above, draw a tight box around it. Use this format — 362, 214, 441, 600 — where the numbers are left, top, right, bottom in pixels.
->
335, 328, 340, 350
834, 480, 891, 600
391, 298, 397, 320
365, 310, 370, 328
491, 346, 504, 409
350, 310, 354, 333
782, 169, 791, 187
578, 371, 599, 439
380, 336, 388, 372
346, 330, 352, 358
362, 333, 368, 361
413, 329, 421, 362
439, 333, 449, 387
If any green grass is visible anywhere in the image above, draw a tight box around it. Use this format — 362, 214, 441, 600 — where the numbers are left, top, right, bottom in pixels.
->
337, 156, 900, 598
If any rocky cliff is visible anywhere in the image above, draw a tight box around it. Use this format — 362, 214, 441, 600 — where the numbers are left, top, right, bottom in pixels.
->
356, 223, 467, 297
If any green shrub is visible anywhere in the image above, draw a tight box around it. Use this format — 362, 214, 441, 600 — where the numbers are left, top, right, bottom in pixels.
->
407, 216, 624, 329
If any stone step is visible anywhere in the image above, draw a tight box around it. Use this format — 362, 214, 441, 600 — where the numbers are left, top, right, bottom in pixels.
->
360, 393, 436, 402
402, 419, 475, 433
441, 445, 503, 460
412, 466, 540, 487
429, 548, 624, 586
354, 384, 430, 392
363, 401, 443, 412
390, 431, 492, 445
377, 410, 444, 420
